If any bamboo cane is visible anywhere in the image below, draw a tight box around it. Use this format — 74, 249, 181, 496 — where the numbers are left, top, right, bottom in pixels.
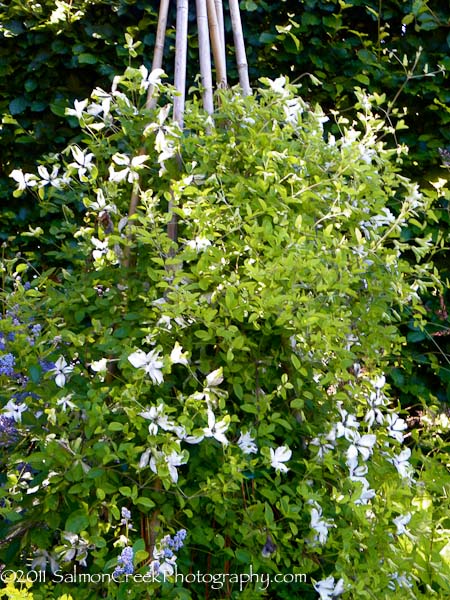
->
196, 0, 214, 114
168, 0, 189, 245
173, 0, 189, 128
214, 0, 226, 77
146, 0, 171, 110
206, 0, 227, 87
228, 0, 251, 96
125, 0, 172, 270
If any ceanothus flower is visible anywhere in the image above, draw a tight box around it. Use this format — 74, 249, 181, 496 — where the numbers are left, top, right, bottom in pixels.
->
0, 353, 16, 377
0, 415, 19, 447
113, 546, 134, 577
148, 528, 186, 578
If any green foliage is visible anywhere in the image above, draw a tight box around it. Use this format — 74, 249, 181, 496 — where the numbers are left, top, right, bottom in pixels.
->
1, 1, 448, 416
1, 67, 449, 598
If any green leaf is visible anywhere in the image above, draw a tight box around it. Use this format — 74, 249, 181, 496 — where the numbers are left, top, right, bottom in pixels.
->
9, 97, 28, 115
77, 53, 98, 64
135, 497, 155, 510
108, 422, 124, 431
65, 510, 89, 533
28, 364, 42, 384
407, 330, 427, 343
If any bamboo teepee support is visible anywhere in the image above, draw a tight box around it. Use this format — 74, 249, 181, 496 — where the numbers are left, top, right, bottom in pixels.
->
126, 0, 252, 259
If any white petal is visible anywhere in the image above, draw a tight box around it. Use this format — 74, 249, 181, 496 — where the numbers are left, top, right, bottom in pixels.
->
112, 153, 131, 166
206, 367, 223, 387
128, 350, 148, 369
139, 448, 151, 469
55, 373, 66, 388
274, 445, 292, 463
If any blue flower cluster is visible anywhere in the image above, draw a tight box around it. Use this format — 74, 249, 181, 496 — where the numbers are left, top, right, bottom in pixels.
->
113, 546, 134, 577
0, 353, 15, 377
120, 507, 132, 524
0, 415, 19, 448
148, 529, 187, 577
163, 529, 187, 553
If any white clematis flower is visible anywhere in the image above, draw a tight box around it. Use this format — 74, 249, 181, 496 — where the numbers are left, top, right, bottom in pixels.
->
108, 153, 149, 183
205, 368, 223, 387
314, 575, 344, 600
51, 356, 74, 388
3, 399, 27, 422
346, 432, 376, 471
10, 169, 38, 191
237, 431, 258, 455
170, 342, 189, 365
270, 445, 292, 473
128, 349, 164, 385
203, 409, 229, 446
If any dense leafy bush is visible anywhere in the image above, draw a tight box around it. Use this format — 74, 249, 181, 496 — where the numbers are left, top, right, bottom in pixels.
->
2, 1, 448, 415
1, 67, 449, 598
